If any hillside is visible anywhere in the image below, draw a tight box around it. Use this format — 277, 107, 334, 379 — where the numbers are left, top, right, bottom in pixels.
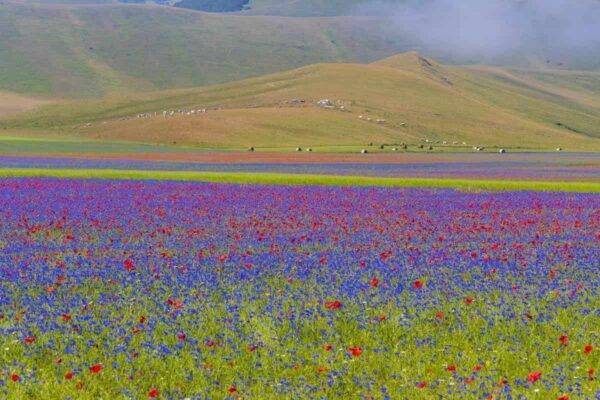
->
3, 1, 600, 100
2, 52, 600, 151
245, 0, 379, 16
0, 1, 413, 98
0, 92, 52, 117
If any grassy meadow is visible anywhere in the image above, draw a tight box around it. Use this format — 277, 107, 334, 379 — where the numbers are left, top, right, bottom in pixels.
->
0, 179, 597, 399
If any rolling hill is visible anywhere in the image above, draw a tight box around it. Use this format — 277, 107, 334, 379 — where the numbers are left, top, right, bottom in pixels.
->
3, 0, 600, 100
2, 52, 600, 151
0, 1, 413, 98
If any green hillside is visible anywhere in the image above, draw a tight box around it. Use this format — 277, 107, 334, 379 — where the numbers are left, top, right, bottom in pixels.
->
245, 0, 373, 16
2, 52, 599, 151
0, 2, 413, 98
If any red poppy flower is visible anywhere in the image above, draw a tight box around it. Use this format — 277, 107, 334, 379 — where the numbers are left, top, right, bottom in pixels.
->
139, 316, 146, 324
527, 370, 542, 383
584, 344, 593, 354
325, 300, 342, 310
557, 395, 569, 400
10, 374, 20, 382
317, 366, 328, 374
349, 346, 362, 357
588, 368, 595, 379
166, 298, 184, 310
61, 313, 72, 322
65, 371, 74, 380
123, 259, 135, 272
413, 280, 424, 289
559, 335, 569, 346
435, 311, 445, 319
378, 314, 387, 321
447, 365, 457, 373
177, 332, 186, 341
473, 364, 482, 372
379, 251, 392, 261
227, 385, 237, 393
370, 277, 379, 288
324, 344, 333, 352
89, 364, 103, 374
23, 336, 36, 345
465, 296, 474, 305
148, 388, 159, 398
416, 381, 427, 389
465, 377, 475, 385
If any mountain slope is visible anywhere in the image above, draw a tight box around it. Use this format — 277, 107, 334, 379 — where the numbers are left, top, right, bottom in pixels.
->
245, 0, 370, 16
0, 2, 413, 98
3, 52, 599, 151
0, 92, 52, 117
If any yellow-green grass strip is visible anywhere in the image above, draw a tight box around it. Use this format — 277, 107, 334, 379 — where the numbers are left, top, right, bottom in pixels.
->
1, 168, 599, 192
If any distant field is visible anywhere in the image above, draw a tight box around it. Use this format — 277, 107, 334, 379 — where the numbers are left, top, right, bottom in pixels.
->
1, 168, 599, 192
0, 135, 205, 154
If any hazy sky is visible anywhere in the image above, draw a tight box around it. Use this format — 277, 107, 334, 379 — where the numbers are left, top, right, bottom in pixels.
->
352, 0, 600, 66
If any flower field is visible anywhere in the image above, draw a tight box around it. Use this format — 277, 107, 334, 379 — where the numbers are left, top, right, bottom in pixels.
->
0, 178, 598, 399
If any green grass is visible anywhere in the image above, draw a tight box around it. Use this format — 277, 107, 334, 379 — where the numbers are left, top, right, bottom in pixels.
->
0, 2, 411, 98
246, 0, 372, 16
1, 168, 599, 192
0, 135, 206, 154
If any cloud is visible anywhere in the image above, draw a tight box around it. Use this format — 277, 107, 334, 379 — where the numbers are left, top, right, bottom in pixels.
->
352, 0, 600, 67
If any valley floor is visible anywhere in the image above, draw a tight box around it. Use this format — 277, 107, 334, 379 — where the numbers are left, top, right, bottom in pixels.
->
0, 152, 598, 183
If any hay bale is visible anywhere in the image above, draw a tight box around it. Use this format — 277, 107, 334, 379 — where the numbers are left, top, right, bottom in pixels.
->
248, 147, 255, 152
361, 149, 368, 154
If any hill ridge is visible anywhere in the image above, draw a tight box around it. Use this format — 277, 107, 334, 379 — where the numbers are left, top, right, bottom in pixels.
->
2, 52, 599, 151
